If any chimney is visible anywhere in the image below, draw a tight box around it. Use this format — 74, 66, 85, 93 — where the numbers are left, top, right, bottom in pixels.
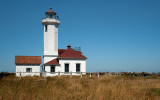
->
67, 45, 71, 49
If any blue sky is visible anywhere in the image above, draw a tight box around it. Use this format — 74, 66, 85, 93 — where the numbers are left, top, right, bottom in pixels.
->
0, 0, 160, 72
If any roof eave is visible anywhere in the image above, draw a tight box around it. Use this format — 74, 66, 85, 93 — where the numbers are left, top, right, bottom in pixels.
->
44, 64, 60, 66
15, 63, 41, 65
58, 57, 87, 60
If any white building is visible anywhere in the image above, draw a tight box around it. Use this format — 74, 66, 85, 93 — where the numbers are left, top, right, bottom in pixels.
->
15, 56, 41, 77
15, 8, 87, 77
42, 8, 87, 76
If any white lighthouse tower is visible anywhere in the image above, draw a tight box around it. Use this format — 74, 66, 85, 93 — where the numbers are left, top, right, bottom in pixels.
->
42, 7, 60, 63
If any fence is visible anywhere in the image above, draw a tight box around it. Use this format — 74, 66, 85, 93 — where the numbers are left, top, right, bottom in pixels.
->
1, 71, 158, 81
15, 71, 115, 80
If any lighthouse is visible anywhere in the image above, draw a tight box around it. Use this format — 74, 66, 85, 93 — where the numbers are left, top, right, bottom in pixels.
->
15, 7, 87, 77
42, 8, 87, 76
42, 7, 60, 63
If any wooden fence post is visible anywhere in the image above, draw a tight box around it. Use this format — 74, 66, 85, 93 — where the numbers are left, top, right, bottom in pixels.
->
80, 72, 82, 78
70, 71, 72, 78
98, 72, 99, 79
58, 71, 60, 78
44, 71, 46, 81
89, 72, 92, 78
20, 71, 22, 80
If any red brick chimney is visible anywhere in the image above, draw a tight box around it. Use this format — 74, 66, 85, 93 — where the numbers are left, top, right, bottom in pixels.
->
67, 45, 71, 49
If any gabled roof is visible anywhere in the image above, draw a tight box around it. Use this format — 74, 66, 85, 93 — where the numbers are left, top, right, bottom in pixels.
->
58, 49, 66, 55
58, 45, 87, 59
45, 59, 60, 66
44, 45, 87, 65
15, 56, 41, 65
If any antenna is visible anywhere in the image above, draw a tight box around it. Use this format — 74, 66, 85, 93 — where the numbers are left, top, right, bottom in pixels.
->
74, 47, 81, 51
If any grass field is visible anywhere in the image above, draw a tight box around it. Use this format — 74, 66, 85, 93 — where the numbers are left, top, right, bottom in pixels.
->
0, 74, 160, 100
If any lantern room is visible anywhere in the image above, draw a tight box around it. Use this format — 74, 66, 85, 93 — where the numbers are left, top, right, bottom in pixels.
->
45, 7, 57, 18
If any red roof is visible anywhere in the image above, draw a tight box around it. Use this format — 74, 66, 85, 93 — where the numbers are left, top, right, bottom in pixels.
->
58, 46, 87, 59
44, 45, 87, 65
45, 7, 56, 14
15, 56, 41, 65
58, 49, 66, 55
45, 59, 60, 65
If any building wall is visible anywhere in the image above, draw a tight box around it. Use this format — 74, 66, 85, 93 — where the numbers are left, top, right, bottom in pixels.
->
43, 18, 60, 58
43, 24, 59, 56
43, 18, 60, 63
45, 65, 61, 76
16, 65, 40, 77
44, 59, 86, 76
43, 56, 57, 64
59, 59, 86, 75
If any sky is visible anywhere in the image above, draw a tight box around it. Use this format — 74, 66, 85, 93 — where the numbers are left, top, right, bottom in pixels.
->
0, 0, 160, 72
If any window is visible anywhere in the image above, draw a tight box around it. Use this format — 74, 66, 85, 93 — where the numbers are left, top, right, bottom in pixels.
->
50, 66, 55, 72
76, 64, 80, 72
50, 14, 53, 18
26, 68, 32, 72
45, 25, 48, 32
65, 64, 69, 72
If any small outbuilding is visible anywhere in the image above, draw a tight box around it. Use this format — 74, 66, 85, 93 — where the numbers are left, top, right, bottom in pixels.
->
15, 56, 41, 77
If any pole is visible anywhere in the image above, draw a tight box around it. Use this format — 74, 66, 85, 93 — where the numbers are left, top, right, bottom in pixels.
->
70, 71, 72, 78
89, 72, 92, 78
98, 72, 99, 79
44, 71, 46, 81
20, 71, 21, 80
58, 71, 60, 78
80, 72, 82, 78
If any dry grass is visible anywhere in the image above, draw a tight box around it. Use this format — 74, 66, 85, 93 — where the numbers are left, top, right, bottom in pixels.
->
0, 75, 160, 100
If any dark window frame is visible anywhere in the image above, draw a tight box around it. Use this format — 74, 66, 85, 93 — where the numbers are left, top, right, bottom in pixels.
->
65, 63, 69, 72
50, 14, 53, 18
26, 68, 32, 72
50, 66, 55, 72
45, 25, 48, 32
76, 63, 81, 72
